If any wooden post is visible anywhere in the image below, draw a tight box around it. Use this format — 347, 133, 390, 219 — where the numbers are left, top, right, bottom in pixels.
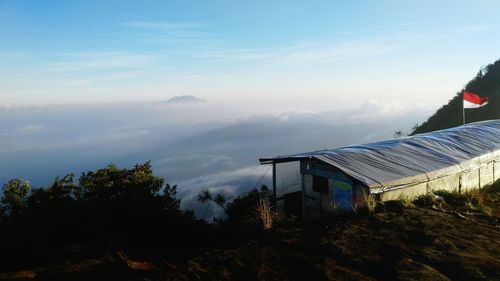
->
272, 162, 277, 208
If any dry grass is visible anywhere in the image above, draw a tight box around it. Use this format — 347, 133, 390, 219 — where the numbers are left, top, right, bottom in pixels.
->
363, 190, 377, 213
398, 195, 414, 208
468, 189, 493, 216
432, 188, 494, 216
254, 197, 274, 230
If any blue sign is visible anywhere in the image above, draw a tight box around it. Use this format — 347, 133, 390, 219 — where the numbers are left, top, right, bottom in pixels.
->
333, 178, 353, 211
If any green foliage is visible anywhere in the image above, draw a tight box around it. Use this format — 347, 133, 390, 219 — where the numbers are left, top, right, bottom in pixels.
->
225, 186, 269, 219
416, 185, 499, 216
1, 179, 30, 217
482, 179, 500, 203
433, 190, 468, 206
413, 193, 437, 207
412, 59, 500, 134
198, 185, 273, 229
198, 189, 227, 211
0, 162, 210, 271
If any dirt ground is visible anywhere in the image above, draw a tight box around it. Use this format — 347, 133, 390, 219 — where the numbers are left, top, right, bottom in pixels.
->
1, 200, 499, 281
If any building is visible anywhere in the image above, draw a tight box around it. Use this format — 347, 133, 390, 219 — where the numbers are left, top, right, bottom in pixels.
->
259, 120, 500, 219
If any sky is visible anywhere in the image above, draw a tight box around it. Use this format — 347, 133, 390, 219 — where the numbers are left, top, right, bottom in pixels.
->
1, 0, 500, 109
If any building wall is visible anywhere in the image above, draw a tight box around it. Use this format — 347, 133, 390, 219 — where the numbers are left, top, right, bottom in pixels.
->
380, 157, 499, 202
272, 154, 499, 218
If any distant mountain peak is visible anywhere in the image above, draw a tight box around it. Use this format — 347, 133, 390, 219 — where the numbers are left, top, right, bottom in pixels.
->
166, 95, 205, 104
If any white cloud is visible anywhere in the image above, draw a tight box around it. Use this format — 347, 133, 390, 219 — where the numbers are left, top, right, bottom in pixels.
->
0, 52, 26, 60
192, 31, 423, 65
0, 124, 45, 137
176, 164, 271, 219
178, 165, 270, 199
50, 51, 160, 71
454, 25, 488, 32
195, 49, 274, 61
123, 20, 218, 46
123, 21, 206, 31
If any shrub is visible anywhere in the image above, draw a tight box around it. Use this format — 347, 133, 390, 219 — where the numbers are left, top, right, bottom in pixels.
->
413, 193, 437, 207
363, 190, 377, 213
433, 190, 468, 206
0, 162, 211, 270
398, 195, 414, 208
254, 197, 274, 230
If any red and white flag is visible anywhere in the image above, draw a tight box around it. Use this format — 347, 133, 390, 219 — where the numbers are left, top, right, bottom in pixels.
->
463, 91, 488, 109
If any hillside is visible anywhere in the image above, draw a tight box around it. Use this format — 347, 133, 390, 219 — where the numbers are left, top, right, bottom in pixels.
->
1, 194, 499, 281
1, 169, 499, 280
412, 59, 500, 134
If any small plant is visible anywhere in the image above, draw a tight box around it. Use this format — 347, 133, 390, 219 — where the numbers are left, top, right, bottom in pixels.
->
428, 188, 495, 216
254, 197, 274, 230
468, 189, 493, 216
363, 190, 377, 213
468, 189, 485, 206
433, 190, 468, 206
413, 193, 437, 207
351, 201, 358, 214
482, 180, 500, 204
398, 195, 414, 208
328, 201, 339, 214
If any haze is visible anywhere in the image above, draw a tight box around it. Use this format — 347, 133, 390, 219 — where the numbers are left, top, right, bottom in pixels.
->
1, 0, 499, 217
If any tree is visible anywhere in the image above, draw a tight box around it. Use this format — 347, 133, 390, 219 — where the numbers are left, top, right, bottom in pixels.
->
198, 189, 227, 212
1, 179, 30, 217
393, 130, 406, 139
198, 185, 272, 226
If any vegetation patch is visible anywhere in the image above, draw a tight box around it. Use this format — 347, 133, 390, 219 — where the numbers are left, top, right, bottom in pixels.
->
1, 166, 500, 280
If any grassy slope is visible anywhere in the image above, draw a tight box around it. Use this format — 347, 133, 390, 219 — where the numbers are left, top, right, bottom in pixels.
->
412, 59, 500, 134
1, 184, 499, 281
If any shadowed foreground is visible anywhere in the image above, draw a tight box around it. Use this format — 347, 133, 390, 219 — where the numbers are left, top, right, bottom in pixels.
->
1, 165, 499, 281
1, 203, 499, 280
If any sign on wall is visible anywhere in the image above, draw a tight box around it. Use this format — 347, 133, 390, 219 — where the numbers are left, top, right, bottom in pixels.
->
332, 178, 353, 211
301, 159, 354, 211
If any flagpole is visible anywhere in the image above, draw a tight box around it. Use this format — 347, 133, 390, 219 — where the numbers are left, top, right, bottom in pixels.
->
463, 91, 465, 124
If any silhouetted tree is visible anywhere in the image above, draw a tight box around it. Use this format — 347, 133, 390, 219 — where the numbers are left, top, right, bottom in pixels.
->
0, 162, 211, 271
1, 179, 30, 218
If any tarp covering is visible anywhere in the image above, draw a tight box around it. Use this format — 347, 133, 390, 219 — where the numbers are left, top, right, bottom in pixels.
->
260, 120, 500, 193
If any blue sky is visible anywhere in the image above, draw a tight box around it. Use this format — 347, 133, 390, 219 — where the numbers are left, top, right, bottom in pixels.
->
1, 0, 499, 109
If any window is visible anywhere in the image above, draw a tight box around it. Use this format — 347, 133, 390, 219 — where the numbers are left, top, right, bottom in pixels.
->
313, 176, 328, 194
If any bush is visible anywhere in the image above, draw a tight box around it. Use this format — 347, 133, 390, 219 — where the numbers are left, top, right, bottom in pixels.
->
0, 162, 211, 270
254, 197, 274, 230
363, 190, 377, 213
413, 193, 437, 207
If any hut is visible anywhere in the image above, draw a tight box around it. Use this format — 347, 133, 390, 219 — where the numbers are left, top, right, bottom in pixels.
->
259, 120, 500, 219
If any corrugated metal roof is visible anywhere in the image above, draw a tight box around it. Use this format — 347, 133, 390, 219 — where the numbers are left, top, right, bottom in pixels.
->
260, 119, 500, 192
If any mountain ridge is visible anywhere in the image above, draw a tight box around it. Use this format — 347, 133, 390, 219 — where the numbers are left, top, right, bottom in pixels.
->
166, 95, 206, 104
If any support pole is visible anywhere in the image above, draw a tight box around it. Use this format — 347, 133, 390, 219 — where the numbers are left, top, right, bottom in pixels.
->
301, 173, 306, 220
493, 161, 496, 182
463, 92, 466, 125
272, 162, 277, 208
478, 166, 481, 189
